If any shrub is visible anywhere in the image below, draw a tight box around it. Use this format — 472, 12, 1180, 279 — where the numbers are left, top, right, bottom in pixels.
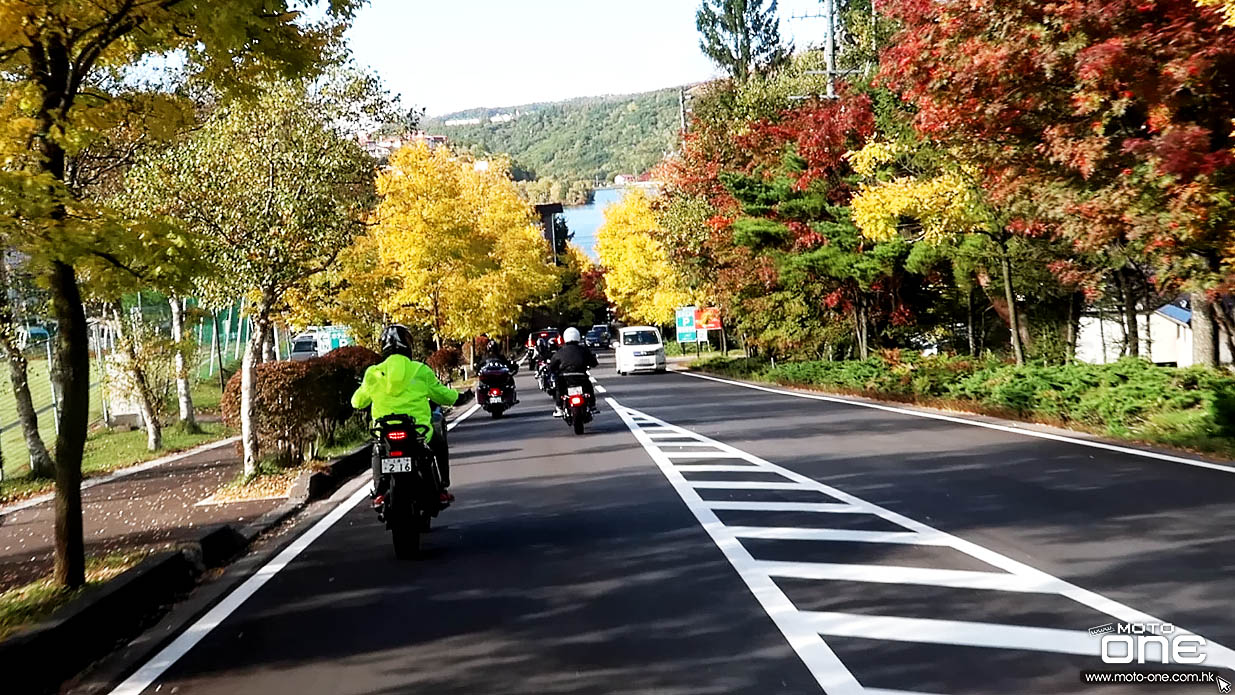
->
221, 345, 381, 465
694, 354, 1235, 456
427, 346, 463, 382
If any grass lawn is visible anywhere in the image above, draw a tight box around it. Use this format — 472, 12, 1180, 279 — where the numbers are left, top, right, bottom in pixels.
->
0, 551, 148, 641
0, 358, 103, 481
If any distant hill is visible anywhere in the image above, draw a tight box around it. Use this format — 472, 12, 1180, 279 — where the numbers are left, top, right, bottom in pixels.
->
427, 88, 682, 186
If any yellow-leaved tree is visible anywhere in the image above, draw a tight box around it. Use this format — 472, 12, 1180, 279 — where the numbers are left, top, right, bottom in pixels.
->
1198, 0, 1235, 25
595, 190, 693, 325
375, 145, 558, 343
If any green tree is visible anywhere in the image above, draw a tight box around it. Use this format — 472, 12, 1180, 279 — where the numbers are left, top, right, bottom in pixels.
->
697, 0, 792, 80
0, 1, 360, 587
123, 80, 376, 477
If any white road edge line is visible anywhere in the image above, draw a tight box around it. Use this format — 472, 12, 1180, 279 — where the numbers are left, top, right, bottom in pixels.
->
448, 403, 481, 430
606, 397, 1235, 694
109, 404, 482, 695
681, 371, 1235, 475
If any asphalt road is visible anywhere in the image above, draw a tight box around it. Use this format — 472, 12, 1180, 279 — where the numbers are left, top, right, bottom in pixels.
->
105, 352, 1235, 695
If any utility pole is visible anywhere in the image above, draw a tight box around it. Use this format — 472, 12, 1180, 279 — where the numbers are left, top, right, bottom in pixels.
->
678, 86, 687, 133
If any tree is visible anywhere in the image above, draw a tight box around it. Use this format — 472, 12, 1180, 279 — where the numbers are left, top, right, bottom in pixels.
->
0, 257, 53, 477
878, 0, 1235, 366
374, 145, 559, 343
123, 81, 375, 477
1198, 0, 1235, 24
597, 190, 694, 325
0, 0, 362, 588
697, 0, 792, 80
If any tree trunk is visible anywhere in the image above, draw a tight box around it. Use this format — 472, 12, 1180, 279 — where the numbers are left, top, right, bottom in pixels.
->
1118, 268, 1139, 358
169, 296, 200, 433
966, 286, 977, 357
1065, 292, 1081, 363
1213, 298, 1235, 365
212, 310, 226, 391
49, 261, 88, 589
0, 260, 54, 477
1191, 291, 1219, 368
113, 304, 162, 452
998, 250, 1025, 366
241, 310, 272, 477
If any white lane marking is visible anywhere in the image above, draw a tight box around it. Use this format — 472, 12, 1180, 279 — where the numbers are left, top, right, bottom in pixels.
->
690, 480, 808, 490
705, 501, 857, 513
757, 561, 1054, 593
606, 398, 1235, 693
796, 611, 1098, 655
726, 527, 948, 546
1, 436, 240, 517
447, 403, 480, 430
662, 451, 749, 459
108, 483, 371, 695
682, 371, 1235, 475
595, 384, 608, 393
674, 464, 766, 472
110, 404, 482, 695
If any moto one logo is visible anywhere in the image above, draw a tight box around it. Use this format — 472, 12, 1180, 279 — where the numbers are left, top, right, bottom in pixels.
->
1096, 623, 1208, 665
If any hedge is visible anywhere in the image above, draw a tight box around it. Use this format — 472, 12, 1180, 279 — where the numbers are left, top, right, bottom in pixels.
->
695, 354, 1235, 456
221, 346, 381, 466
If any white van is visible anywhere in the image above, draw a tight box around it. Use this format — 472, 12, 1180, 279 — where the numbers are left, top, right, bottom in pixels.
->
615, 326, 667, 375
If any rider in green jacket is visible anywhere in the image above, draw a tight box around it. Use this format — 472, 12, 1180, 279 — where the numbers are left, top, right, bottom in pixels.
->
352, 325, 472, 502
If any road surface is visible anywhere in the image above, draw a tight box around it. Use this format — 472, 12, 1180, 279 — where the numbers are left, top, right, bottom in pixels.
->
104, 352, 1235, 695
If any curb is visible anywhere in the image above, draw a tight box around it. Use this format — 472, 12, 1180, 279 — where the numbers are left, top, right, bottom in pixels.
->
0, 444, 371, 695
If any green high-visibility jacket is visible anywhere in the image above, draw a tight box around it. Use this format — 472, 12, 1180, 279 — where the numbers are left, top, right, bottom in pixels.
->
350, 354, 460, 440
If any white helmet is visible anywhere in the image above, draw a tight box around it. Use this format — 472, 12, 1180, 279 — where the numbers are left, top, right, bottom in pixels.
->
563, 327, 582, 343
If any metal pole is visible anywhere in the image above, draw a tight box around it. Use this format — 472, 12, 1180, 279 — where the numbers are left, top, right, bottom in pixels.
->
44, 338, 59, 434
825, 0, 837, 99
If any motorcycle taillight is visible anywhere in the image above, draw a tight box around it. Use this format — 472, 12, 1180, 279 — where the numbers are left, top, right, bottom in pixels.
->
489, 388, 502, 396
389, 450, 403, 457
387, 430, 408, 441
570, 395, 585, 406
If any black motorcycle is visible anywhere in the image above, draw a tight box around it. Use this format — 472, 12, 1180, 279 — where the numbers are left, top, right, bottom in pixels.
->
557, 372, 595, 435
478, 360, 518, 418
535, 358, 556, 393
371, 411, 448, 559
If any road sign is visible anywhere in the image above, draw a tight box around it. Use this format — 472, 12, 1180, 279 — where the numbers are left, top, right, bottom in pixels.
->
696, 329, 708, 343
695, 307, 722, 330
676, 306, 697, 343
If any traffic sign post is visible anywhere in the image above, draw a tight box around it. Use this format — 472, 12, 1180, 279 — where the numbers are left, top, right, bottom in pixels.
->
676, 306, 697, 343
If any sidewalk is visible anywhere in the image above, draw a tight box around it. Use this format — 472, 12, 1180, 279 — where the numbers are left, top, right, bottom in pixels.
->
0, 440, 283, 591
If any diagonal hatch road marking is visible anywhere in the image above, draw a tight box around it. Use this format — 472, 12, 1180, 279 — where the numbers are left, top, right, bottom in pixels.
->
607, 397, 1235, 695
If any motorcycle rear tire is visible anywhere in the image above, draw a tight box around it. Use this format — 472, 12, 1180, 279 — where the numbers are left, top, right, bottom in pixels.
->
490, 407, 504, 418
391, 514, 419, 559
572, 407, 585, 435
417, 509, 433, 532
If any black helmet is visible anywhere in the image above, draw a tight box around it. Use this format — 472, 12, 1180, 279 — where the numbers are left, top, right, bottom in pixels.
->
536, 337, 549, 349
379, 324, 414, 358
486, 340, 503, 356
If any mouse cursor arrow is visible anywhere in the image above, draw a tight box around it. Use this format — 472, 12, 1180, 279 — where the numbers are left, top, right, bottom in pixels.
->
1217, 675, 1231, 694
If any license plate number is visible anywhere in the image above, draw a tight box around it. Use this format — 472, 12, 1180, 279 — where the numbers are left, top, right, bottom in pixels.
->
568, 386, 584, 395
381, 457, 414, 474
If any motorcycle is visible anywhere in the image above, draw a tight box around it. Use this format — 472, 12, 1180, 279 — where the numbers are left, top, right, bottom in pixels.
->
478, 360, 518, 418
557, 372, 595, 435
535, 358, 556, 393
371, 411, 448, 559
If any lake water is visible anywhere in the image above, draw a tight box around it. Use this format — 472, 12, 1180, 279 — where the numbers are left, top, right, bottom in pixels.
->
563, 187, 627, 261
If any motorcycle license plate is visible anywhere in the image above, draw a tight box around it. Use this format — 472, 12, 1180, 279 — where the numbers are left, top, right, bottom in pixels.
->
381, 457, 414, 474
567, 386, 584, 396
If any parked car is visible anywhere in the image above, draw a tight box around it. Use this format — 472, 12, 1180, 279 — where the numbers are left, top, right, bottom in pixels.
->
585, 328, 610, 348
288, 335, 321, 361
615, 326, 666, 375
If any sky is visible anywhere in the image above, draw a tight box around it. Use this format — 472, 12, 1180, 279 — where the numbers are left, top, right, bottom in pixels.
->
345, 0, 831, 117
